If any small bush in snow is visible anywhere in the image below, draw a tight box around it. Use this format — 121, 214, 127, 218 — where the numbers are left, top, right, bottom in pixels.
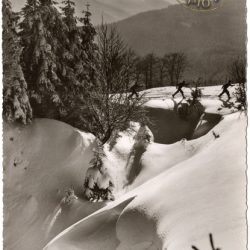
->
234, 82, 247, 111
90, 143, 106, 170
84, 152, 115, 202
191, 87, 202, 102
228, 57, 246, 110
62, 188, 78, 205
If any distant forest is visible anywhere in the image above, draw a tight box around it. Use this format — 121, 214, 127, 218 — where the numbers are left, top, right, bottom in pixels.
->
111, 0, 246, 82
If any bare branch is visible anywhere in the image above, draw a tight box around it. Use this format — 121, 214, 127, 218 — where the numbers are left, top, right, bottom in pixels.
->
82, 23, 148, 144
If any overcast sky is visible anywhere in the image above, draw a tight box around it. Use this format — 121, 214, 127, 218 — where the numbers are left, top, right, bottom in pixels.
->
11, 0, 177, 25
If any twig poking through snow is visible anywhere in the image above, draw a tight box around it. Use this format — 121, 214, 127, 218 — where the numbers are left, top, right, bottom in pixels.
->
212, 131, 220, 139
191, 246, 199, 250
191, 233, 221, 250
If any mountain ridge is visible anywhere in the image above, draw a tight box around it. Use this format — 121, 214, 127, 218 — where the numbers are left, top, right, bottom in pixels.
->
111, 0, 246, 80
11, 0, 172, 25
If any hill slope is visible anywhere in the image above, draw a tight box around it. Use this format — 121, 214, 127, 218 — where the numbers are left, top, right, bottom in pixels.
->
4, 87, 246, 250
44, 99, 246, 250
114, 0, 246, 80
3, 119, 100, 250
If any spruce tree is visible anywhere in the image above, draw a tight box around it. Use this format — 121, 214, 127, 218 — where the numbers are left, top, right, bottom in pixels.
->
3, 0, 32, 124
79, 3, 96, 51
60, 0, 93, 99
19, 0, 71, 118
19, 0, 98, 125
61, 0, 76, 31
60, 1, 98, 126
79, 3, 97, 84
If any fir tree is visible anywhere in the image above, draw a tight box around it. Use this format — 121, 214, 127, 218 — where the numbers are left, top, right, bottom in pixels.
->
3, 0, 32, 124
19, 0, 97, 123
60, 0, 94, 93
79, 3, 97, 84
19, 0, 69, 118
79, 3, 96, 48
61, 0, 76, 32
60, 0, 87, 113
59, 0, 98, 126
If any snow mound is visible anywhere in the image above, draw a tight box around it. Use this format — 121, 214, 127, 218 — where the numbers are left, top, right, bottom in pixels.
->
4, 86, 246, 250
84, 123, 154, 198
44, 112, 246, 250
3, 119, 102, 250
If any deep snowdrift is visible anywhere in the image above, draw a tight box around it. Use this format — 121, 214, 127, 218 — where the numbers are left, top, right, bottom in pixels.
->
3, 119, 101, 250
4, 86, 246, 250
44, 112, 247, 250
3, 119, 152, 249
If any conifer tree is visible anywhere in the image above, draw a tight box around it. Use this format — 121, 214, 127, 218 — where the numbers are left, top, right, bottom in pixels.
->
61, 0, 76, 31
19, 0, 98, 123
79, 3, 97, 85
20, 0, 89, 120
3, 0, 32, 124
60, 0, 95, 93
60, 0, 87, 113
59, 1, 98, 126
19, 0, 72, 118
79, 3, 96, 51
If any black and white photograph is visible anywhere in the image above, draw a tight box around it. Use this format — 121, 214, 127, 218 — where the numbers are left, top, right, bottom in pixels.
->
2, 0, 247, 249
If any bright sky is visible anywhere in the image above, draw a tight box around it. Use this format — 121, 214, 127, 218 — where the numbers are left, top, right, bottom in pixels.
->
11, 0, 176, 25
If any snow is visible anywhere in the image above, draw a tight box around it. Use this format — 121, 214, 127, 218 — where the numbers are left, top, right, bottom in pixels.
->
4, 86, 246, 250
144, 85, 241, 115
44, 111, 246, 250
3, 119, 102, 250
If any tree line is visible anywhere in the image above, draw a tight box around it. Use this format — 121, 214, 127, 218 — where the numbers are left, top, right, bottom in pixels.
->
134, 52, 188, 89
3, 0, 247, 144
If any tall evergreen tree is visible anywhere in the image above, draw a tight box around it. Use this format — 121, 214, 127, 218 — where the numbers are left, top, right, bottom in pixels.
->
79, 3, 97, 84
60, 0, 89, 113
59, 1, 98, 126
20, 0, 69, 118
3, 0, 32, 124
79, 3, 96, 50
61, 0, 76, 31
19, 0, 97, 123
60, 0, 96, 92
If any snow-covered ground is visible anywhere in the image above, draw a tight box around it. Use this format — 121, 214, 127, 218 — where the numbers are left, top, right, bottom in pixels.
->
3, 86, 246, 250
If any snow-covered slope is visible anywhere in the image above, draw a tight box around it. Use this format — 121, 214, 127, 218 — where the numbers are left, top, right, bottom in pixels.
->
44, 112, 247, 250
4, 86, 247, 250
3, 119, 100, 249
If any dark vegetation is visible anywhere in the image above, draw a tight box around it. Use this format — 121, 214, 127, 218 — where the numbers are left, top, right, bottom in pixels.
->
3, 0, 147, 145
79, 24, 148, 144
113, 0, 246, 81
3, 0, 246, 203
134, 52, 188, 88
3, 0, 247, 139
84, 145, 115, 201
3, 0, 32, 124
228, 57, 247, 110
